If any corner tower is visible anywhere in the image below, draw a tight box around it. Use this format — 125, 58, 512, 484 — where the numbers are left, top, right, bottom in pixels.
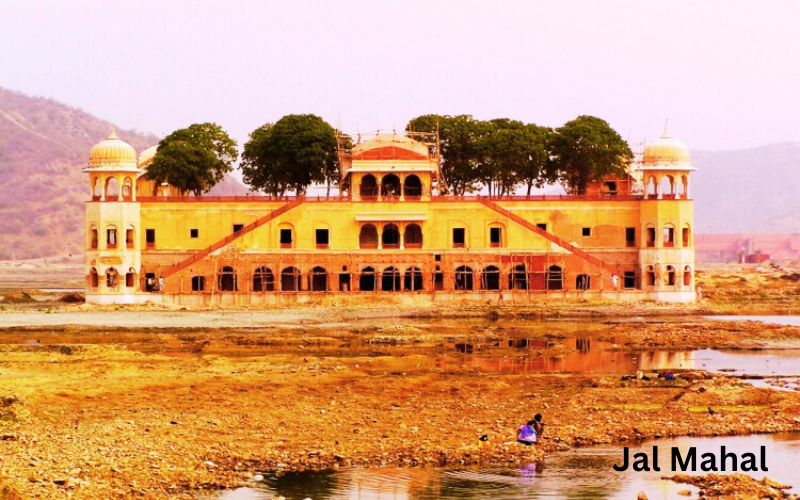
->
83, 129, 143, 303
638, 126, 696, 302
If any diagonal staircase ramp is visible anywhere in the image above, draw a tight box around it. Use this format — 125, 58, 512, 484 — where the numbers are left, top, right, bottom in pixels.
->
160, 198, 305, 278
477, 197, 618, 274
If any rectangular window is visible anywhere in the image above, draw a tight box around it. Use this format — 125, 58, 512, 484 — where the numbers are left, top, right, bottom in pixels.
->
682, 227, 690, 247
315, 228, 329, 248
663, 227, 675, 247
190, 229, 199, 239
452, 228, 465, 248
490, 227, 502, 247
646, 227, 656, 248
435, 254, 442, 262
536, 223, 547, 232
233, 224, 244, 234
90, 229, 98, 249
144, 272, 157, 292
624, 271, 636, 289
146, 229, 155, 249
126, 229, 134, 249
626, 227, 636, 247
582, 227, 591, 237
576, 274, 591, 290
280, 228, 293, 248
106, 228, 117, 249
191, 276, 205, 292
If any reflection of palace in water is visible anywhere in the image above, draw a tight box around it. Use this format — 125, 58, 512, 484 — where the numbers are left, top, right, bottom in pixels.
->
440, 338, 694, 373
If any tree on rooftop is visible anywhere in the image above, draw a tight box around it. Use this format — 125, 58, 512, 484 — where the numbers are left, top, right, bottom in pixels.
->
406, 114, 485, 195
145, 123, 237, 196
241, 114, 339, 196
549, 115, 632, 195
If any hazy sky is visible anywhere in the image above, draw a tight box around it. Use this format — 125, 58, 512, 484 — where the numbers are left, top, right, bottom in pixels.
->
1, 0, 798, 151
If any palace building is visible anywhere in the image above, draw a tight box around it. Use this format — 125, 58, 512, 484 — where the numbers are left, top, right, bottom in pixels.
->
83, 128, 696, 305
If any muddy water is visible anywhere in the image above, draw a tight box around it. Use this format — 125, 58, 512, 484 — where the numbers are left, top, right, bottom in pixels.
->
216, 433, 800, 500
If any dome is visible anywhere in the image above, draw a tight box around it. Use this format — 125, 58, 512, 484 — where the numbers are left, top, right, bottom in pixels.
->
88, 129, 137, 169
642, 129, 690, 166
352, 134, 430, 161
138, 145, 158, 169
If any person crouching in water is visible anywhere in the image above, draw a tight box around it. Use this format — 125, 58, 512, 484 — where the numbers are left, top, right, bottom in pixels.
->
517, 414, 545, 445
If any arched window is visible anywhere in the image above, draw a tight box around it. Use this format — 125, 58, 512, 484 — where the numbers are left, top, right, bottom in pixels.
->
126, 226, 135, 249
359, 224, 378, 249
89, 267, 99, 288
106, 267, 119, 289
404, 224, 423, 248
122, 177, 133, 201
382, 224, 400, 249
309, 266, 328, 292
218, 266, 238, 292
360, 174, 378, 199
683, 265, 692, 287
359, 266, 376, 292
280, 267, 301, 292
454, 265, 474, 291
676, 176, 686, 197
125, 267, 135, 288
90, 226, 98, 249
106, 177, 120, 200
253, 266, 274, 292
509, 264, 527, 290
681, 175, 689, 199
381, 266, 401, 291
92, 178, 102, 200
682, 224, 691, 248
381, 174, 401, 198
646, 265, 656, 286
666, 265, 676, 286
646, 177, 657, 198
481, 265, 501, 291
546, 265, 563, 291
106, 225, 118, 249
404, 175, 422, 198
660, 176, 674, 198
663, 224, 675, 247
404, 267, 423, 291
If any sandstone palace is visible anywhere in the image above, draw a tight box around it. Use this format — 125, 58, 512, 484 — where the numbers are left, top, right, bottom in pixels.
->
83, 129, 695, 304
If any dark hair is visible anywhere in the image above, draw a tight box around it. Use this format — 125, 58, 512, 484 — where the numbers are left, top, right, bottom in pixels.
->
534, 413, 543, 421
526, 420, 536, 426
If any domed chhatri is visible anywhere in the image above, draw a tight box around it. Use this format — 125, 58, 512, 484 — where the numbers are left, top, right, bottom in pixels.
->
88, 128, 138, 169
351, 133, 431, 161
642, 128, 691, 167
137, 145, 158, 169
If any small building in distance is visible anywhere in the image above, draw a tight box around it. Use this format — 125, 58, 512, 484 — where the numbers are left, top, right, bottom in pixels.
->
696, 233, 800, 263
83, 127, 697, 304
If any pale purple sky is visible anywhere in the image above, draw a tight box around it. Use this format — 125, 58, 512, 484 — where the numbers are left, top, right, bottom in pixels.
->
1, 0, 798, 151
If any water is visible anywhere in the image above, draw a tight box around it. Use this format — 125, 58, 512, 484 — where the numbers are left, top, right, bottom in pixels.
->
707, 315, 800, 327
217, 433, 800, 500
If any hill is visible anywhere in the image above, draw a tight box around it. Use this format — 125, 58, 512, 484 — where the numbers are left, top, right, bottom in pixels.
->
0, 88, 248, 260
691, 143, 800, 233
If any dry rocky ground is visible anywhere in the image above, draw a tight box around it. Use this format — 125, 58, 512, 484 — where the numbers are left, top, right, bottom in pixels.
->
0, 265, 798, 499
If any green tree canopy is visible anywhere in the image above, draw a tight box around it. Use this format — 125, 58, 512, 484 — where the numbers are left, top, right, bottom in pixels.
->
549, 115, 633, 195
145, 123, 237, 196
406, 114, 486, 195
490, 123, 555, 196
241, 114, 339, 196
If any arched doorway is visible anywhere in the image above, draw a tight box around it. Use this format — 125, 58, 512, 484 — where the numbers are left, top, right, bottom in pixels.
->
359, 266, 376, 291
404, 224, 422, 248
106, 177, 120, 200
281, 267, 301, 292
546, 265, 562, 290
310, 266, 328, 292
454, 265, 474, 291
253, 266, 274, 292
106, 268, 119, 289
404, 267, 423, 291
509, 264, 527, 290
382, 224, 400, 249
381, 266, 401, 291
360, 174, 378, 199
218, 266, 237, 292
89, 267, 99, 288
381, 174, 401, 198
404, 175, 422, 198
481, 265, 501, 291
